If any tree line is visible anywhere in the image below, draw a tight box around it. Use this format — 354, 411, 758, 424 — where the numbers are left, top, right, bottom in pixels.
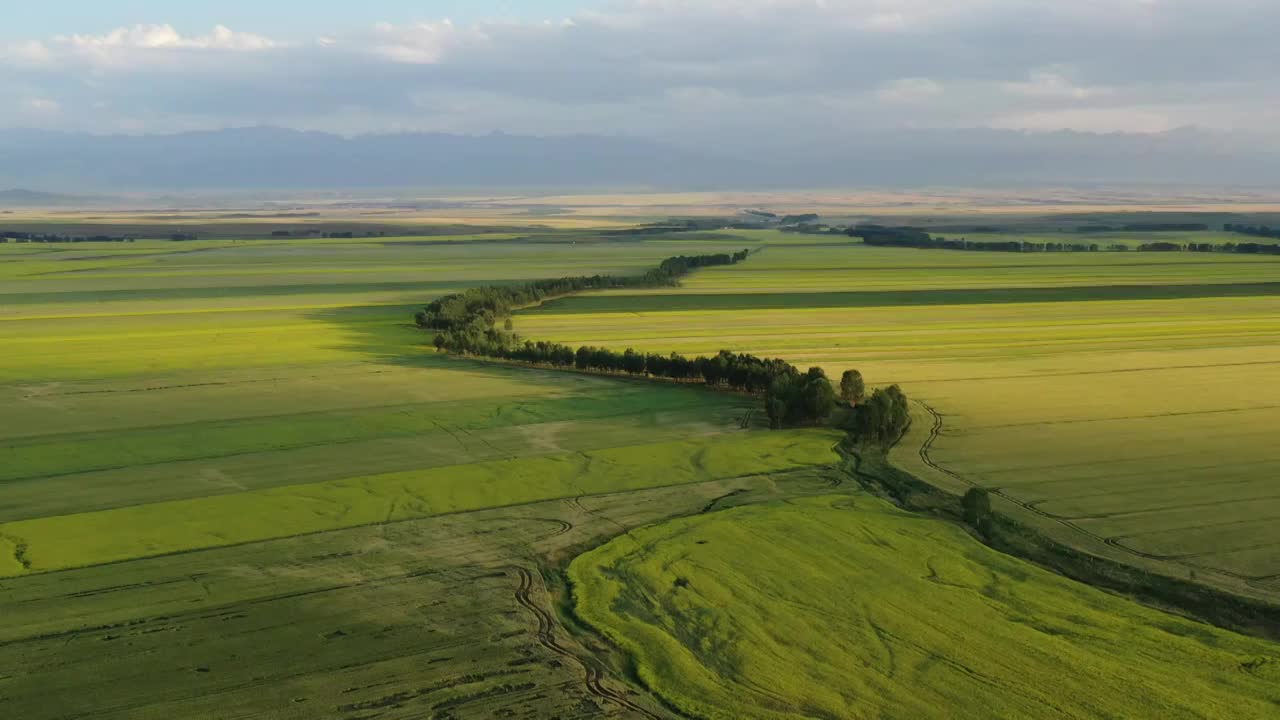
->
0, 232, 138, 243
1139, 240, 1280, 254
1077, 223, 1209, 233
848, 226, 1099, 253
416, 249, 909, 440
847, 224, 1280, 255
416, 250, 750, 335
1224, 224, 1280, 241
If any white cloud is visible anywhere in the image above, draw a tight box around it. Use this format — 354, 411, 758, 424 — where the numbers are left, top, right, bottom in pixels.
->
0, 2, 1277, 141
991, 108, 1175, 134
22, 97, 61, 114
369, 20, 472, 64
2, 40, 52, 66
1002, 70, 1111, 100
58, 24, 276, 52
877, 78, 943, 103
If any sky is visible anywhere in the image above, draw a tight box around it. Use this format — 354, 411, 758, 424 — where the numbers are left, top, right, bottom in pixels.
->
3, 0, 1279, 149
1, 2, 600, 41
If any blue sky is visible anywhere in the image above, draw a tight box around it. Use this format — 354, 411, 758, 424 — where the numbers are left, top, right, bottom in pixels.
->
3, 1, 600, 40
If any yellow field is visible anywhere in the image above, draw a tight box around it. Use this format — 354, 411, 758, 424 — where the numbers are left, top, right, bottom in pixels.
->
521, 243, 1280, 596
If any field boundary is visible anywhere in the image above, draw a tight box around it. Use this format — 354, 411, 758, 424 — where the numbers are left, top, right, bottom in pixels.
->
857, 408, 1280, 641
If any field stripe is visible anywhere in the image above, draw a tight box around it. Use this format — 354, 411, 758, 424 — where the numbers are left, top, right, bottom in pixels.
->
0, 430, 841, 577
527, 282, 1280, 314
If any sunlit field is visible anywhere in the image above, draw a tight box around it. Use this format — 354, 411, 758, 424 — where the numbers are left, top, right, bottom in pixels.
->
520, 241, 1280, 597
0, 231, 839, 717
5, 222, 1280, 718
572, 496, 1280, 719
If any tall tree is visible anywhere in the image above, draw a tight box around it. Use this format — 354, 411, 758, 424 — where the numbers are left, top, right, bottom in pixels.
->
839, 369, 865, 406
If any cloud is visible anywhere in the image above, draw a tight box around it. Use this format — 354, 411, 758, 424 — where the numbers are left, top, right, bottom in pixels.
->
58, 24, 277, 52
22, 97, 61, 114
877, 78, 944, 104
1001, 71, 1111, 100
0, 2, 1277, 147
990, 108, 1176, 134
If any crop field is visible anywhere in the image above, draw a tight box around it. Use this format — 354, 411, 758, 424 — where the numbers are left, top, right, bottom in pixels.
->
0, 474, 849, 720
6, 221, 1280, 718
0, 233, 848, 718
571, 496, 1280, 720
519, 240, 1280, 597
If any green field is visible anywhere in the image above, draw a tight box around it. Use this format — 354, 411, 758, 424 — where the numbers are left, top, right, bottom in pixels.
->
0, 233, 843, 717
5, 223, 1280, 718
571, 496, 1280, 719
519, 241, 1280, 597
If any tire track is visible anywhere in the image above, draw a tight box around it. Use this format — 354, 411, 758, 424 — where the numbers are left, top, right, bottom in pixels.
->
508, 566, 662, 719
970, 402, 1280, 431
531, 518, 574, 537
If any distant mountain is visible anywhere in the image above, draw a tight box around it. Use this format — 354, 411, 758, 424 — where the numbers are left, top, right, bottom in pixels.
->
683, 126, 1280, 188
2, 126, 1279, 192
0, 127, 746, 192
0, 188, 97, 206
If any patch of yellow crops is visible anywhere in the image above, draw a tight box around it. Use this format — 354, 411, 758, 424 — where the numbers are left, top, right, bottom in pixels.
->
527, 246, 1280, 591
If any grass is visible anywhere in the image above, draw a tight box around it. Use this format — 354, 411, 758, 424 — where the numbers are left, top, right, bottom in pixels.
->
522, 243, 1280, 596
570, 495, 1280, 720
526, 282, 1280, 313
0, 228, 843, 717
0, 429, 838, 577
6, 215, 1280, 717
0, 478, 794, 719
0, 233, 821, 567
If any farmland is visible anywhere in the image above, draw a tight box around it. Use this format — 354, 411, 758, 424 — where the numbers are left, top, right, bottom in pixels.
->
4, 215, 1280, 718
0, 230, 844, 717
519, 237, 1280, 598
572, 496, 1280, 719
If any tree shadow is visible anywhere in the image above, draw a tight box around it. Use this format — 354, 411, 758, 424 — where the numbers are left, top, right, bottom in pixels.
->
303, 303, 621, 391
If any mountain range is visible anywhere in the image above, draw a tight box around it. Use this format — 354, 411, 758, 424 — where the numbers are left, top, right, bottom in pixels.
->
2, 126, 1279, 193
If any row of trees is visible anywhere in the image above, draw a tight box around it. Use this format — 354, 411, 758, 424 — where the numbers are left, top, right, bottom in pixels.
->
1078, 223, 1209, 233
417, 250, 911, 435
0, 232, 138, 243
1224, 224, 1280, 240
849, 226, 1099, 253
417, 250, 750, 335
848, 224, 1280, 256
1139, 241, 1280, 254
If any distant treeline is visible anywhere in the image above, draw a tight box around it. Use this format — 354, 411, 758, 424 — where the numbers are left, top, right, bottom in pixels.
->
1224, 224, 1280, 241
1141, 241, 1280, 254
849, 226, 1100, 253
1076, 223, 1210, 233
601, 218, 751, 236
416, 249, 907, 438
848, 224, 1280, 255
780, 213, 820, 226
1, 232, 137, 243
268, 230, 391, 238
0, 231, 208, 243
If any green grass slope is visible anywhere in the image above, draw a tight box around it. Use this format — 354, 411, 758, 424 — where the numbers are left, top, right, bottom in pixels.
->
571, 496, 1280, 719
0, 430, 839, 576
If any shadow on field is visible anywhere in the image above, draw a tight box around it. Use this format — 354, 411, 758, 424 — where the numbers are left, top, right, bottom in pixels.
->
306, 303, 438, 366
303, 303, 606, 389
